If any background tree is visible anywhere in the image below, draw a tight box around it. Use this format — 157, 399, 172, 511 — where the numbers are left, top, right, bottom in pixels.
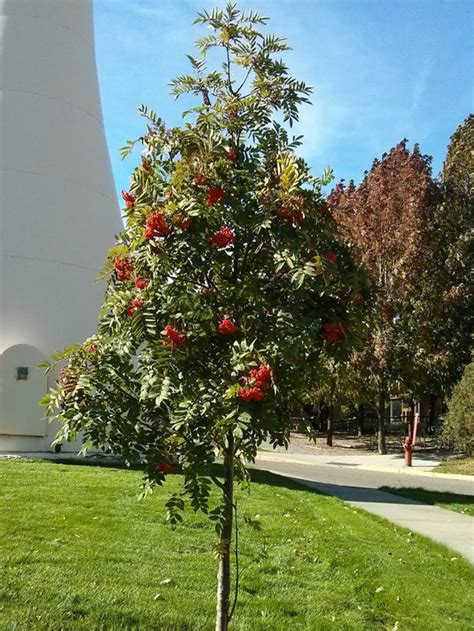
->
309, 361, 339, 446
441, 360, 474, 455
310, 344, 374, 444
406, 115, 473, 406
329, 142, 435, 453
43, 6, 367, 629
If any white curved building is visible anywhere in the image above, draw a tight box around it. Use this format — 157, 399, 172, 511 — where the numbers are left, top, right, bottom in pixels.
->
0, 0, 122, 451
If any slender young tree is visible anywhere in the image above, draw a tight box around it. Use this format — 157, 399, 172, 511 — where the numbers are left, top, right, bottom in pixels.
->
43, 6, 367, 628
329, 141, 434, 453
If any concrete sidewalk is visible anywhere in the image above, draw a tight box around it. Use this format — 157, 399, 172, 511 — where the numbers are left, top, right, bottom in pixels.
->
257, 449, 471, 480
254, 456, 474, 563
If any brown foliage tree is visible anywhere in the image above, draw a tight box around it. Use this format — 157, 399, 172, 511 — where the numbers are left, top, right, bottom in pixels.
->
329, 141, 435, 452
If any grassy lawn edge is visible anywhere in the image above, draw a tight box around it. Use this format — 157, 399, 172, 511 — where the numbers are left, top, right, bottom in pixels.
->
380, 486, 474, 517
1, 459, 473, 630
435, 457, 474, 476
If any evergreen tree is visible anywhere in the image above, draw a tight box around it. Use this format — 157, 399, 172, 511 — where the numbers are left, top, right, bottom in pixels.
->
409, 115, 474, 399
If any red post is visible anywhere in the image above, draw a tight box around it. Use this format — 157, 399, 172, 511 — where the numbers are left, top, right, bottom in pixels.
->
404, 412, 419, 466
403, 435, 413, 466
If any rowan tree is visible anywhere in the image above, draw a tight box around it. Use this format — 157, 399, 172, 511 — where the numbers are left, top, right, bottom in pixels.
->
329, 141, 435, 452
43, 6, 367, 629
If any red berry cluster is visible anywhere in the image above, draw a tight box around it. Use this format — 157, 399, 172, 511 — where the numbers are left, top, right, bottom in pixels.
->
208, 227, 235, 248
276, 206, 303, 224
134, 277, 148, 290
114, 255, 134, 281
206, 187, 225, 206
238, 364, 272, 403
218, 318, 237, 335
121, 190, 135, 208
228, 147, 238, 161
193, 175, 209, 187
163, 324, 187, 347
352, 293, 365, 306
322, 323, 346, 342
179, 218, 192, 230
144, 211, 173, 239
238, 387, 265, 402
323, 252, 337, 262
127, 298, 144, 317
86, 342, 97, 354
156, 461, 177, 473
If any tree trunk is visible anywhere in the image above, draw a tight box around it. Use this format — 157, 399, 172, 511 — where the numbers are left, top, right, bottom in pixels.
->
377, 392, 387, 454
311, 401, 318, 432
357, 403, 365, 437
428, 394, 437, 432
326, 406, 333, 447
215, 432, 234, 631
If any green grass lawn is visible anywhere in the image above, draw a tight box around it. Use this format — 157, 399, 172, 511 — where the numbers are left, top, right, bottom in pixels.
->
1, 460, 473, 630
436, 457, 474, 476
380, 487, 474, 517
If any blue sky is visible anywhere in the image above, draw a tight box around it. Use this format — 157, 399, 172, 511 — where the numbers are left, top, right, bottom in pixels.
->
93, 0, 473, 201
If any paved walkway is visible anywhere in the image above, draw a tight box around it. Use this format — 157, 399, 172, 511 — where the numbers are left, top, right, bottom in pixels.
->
255, 453, 474, 563
258, 450, 473, 484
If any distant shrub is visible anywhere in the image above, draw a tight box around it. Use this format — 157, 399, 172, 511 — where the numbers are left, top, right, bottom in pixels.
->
441, 362, 474, 455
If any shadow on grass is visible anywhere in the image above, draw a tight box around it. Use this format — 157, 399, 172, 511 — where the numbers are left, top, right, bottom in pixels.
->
251, 461, 433, 505
380, 486, 474, 511
44, 456, 308, 493
265, 474, 426, 505
18, 455, 329, 498
44, 456, 145, 471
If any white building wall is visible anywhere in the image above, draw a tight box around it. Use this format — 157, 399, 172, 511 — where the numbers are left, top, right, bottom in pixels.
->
0, 0, 122, 451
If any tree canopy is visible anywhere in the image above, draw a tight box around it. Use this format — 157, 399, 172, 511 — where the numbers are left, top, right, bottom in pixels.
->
328, 141, 435, 451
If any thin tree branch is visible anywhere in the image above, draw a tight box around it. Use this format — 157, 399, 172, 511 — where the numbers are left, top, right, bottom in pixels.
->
235, 67, 252, 96
228, 501, 239, 622
225, 45, 238, 96
105, 368, 140, 401
211, 474, 226, 492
